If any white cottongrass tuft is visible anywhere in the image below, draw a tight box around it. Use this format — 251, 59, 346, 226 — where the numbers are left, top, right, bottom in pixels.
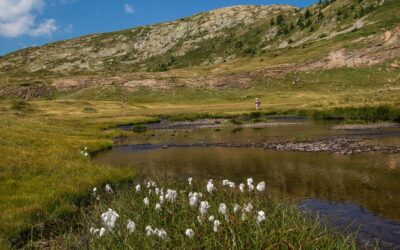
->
100, 208, 119, 231
185, 228, 194, 238
146, 180, 156, 189
256, 181, 266, 192
247, 178, 254, 191
233, 204, 242, 213
92, 187, 97, 194
206, 179, 214, 193
208, 215, 215, 222
213, 220, 221, 232
257, 210, 266, 223
143, 197, 150, 206
189, 196, 198, 207
159, 195, 164, 204
145, 226, 168, 239
135, 184, 141, 193
228, 181, 236, 188
155, 203, 162, 211
188, 177, 193, 186
218, 203, 227, 215
154, 228, 168, 240
243, 203, 253, 213
105, 184, 113, 193
239, 183, 245, 192
222, 179, 229, 186
197, 215, 203, 225
146, 225, 153, 236
155, 187, 160, 195
89, 227, 100, 236
165, 189, 177, 203
188, 192, 202, 207
127, 219, 135, 234
99, 227, 106, 237
199, 201, 210, 216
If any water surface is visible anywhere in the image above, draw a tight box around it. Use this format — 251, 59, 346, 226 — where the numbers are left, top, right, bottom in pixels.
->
96, 119, 400, 248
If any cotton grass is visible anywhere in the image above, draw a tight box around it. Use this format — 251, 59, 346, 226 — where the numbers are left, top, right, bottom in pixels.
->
77, 177, 355, 249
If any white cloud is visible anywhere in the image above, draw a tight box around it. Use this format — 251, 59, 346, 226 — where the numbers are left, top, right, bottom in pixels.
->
124, 3, 134, 14
0, 0, 58, 37
29, 19, 57, 36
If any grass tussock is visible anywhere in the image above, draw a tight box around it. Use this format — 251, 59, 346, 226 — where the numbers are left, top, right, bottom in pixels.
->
31, 178, 356, 249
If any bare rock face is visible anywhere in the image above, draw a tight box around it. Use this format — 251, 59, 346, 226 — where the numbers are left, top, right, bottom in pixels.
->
0, 5, 295, 73
123, 79, 170, 90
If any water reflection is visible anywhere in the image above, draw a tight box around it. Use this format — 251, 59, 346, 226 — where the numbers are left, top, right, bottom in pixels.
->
301, 199, 400, 249
96, 124, 400, 247
96, 147, 400, 221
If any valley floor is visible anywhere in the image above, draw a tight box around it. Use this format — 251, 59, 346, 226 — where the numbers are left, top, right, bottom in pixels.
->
0, 96, 398, 248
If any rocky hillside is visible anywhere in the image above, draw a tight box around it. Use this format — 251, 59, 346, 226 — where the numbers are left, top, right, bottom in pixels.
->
0, 0, 399, 98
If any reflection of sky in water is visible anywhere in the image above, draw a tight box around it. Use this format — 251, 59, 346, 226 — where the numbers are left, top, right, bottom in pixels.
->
300, 199, 400, 250
98, 124, 400, 248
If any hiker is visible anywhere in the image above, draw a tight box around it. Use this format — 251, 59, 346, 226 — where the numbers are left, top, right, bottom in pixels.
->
255, 98, 261, 110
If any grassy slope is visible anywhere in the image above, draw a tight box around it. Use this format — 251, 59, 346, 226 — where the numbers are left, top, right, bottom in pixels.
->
0, 101, 161, 247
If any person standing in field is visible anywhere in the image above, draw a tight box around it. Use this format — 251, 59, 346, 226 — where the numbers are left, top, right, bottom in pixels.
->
255, 98, 261, 110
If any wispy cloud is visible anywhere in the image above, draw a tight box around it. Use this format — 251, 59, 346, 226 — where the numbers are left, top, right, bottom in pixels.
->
29, 19, 57, 36
0, 0, 57, 37
124, 3, 134, 14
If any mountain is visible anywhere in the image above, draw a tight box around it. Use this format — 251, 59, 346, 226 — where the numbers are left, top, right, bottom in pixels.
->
0, 0, 399, 99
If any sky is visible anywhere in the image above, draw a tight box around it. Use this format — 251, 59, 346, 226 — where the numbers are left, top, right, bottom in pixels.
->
0, 0, 316, 56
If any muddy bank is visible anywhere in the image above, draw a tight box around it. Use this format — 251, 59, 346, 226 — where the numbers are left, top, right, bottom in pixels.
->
125, 118, 306, 131
332, 123, 400, 130
120, 136, 400, 155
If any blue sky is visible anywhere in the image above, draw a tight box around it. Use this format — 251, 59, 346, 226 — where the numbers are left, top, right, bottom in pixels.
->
0, 0, 316, 56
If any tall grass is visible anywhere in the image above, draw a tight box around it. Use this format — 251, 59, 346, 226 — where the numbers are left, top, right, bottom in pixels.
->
311, 105, 400, 122
35, 178, 356, 249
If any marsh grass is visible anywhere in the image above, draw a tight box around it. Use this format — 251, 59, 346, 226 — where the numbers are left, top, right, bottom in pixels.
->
311, 105, 400, 122
34, 178, 356, 249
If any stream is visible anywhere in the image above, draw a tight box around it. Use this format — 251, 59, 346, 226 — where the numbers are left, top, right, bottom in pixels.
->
95, 118, 400, 249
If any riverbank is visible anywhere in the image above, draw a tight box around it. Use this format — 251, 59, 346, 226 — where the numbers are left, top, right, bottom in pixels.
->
114, 136, 400, 155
